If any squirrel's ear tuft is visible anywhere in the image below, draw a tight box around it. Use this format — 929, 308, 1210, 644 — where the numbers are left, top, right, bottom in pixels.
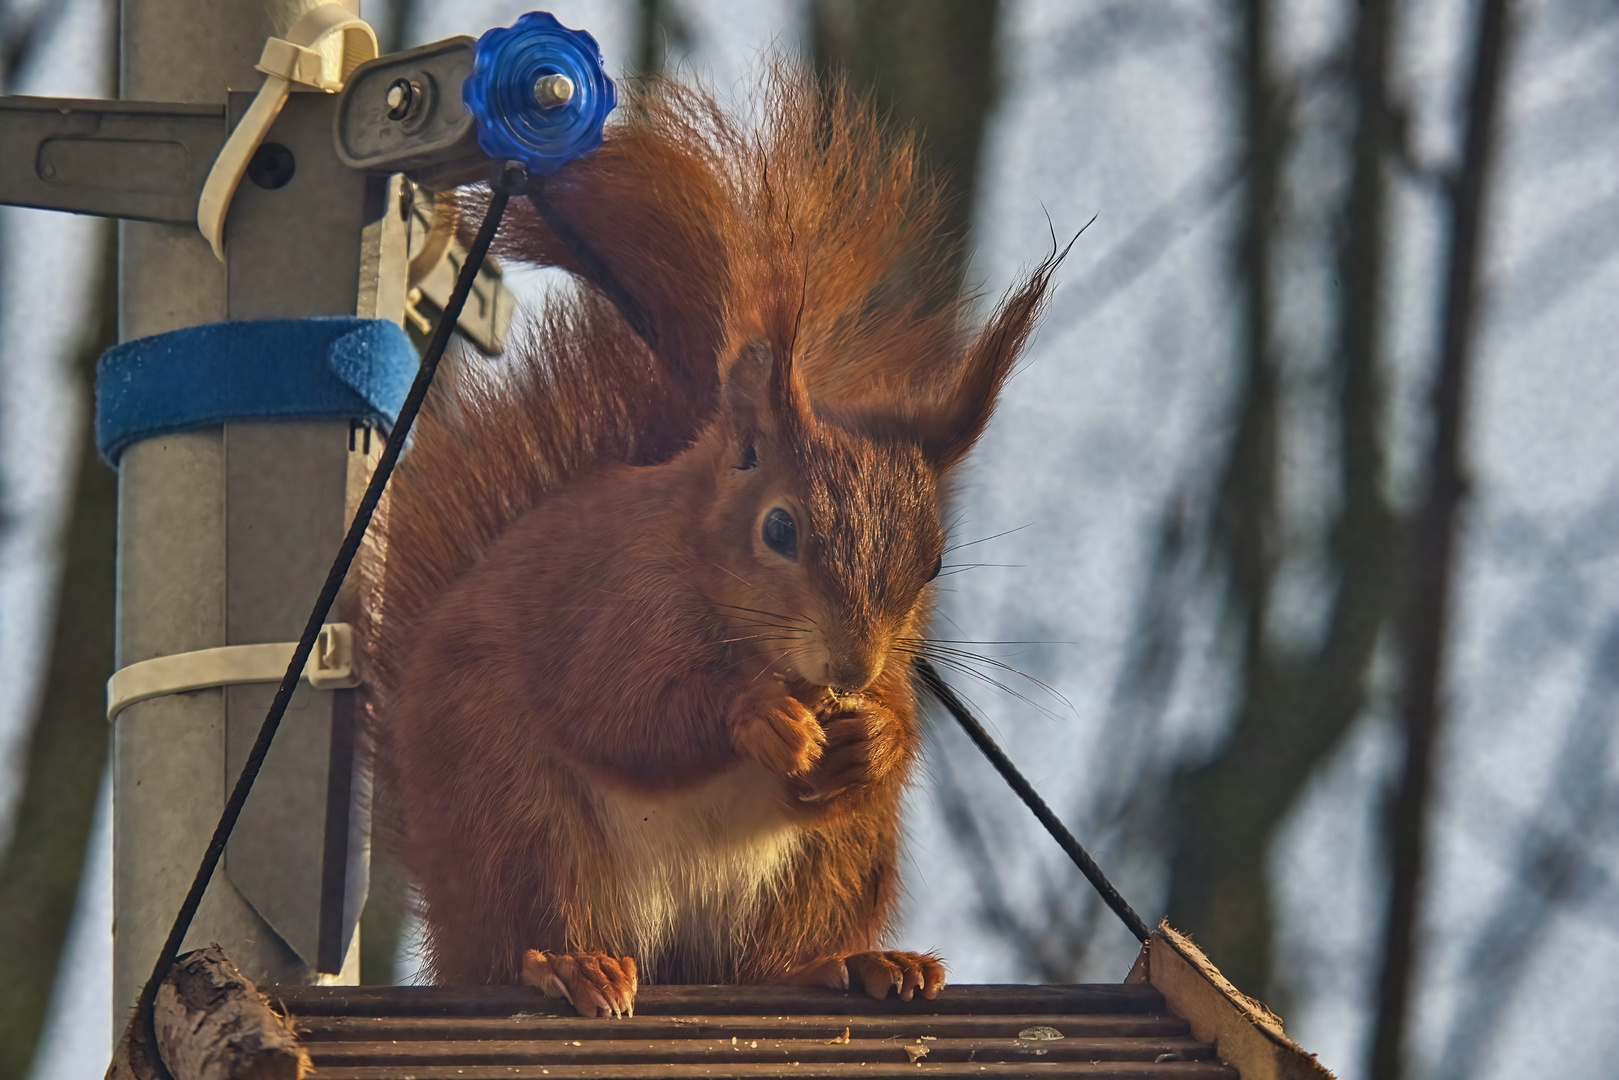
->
919, 258, 1059, 471
722, 338, 811, 441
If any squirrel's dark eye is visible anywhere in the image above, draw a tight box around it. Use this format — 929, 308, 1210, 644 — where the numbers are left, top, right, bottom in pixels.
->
734, 444, 758, 471
927, 555, 942, 582
762, 507, 798, 559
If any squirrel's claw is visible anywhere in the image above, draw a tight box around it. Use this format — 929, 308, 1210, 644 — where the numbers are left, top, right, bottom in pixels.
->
845, 951, 947, 1001
781, 951, 946, 1001
522, 949, 638, 1018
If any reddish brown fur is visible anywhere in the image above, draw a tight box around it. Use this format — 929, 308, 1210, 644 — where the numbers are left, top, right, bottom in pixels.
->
359, 67, 1059, 993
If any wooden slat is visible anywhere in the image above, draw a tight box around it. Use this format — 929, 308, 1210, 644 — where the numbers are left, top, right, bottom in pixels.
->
304, 1062, 1239, 1079
271, 984, 1166, 1018
305, 1034, 1216, 1067
294, 1013, 1192, 1043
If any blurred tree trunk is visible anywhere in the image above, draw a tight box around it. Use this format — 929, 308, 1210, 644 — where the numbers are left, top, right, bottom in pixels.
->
1161, 0, 1286, 999
380, 0, 416, 54
1369, 2, 1513, 1076
810, 0, 1000, 293
0, 3, 115, 1070
1163, 0, 1399, 998
0, 220, 118, 1078
633, 0, 691, 78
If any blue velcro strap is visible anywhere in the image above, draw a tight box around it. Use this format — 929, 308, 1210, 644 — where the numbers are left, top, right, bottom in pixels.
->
96, 317, 420, 464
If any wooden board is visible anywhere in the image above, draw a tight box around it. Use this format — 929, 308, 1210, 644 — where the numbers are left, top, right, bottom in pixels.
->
294, 1013, 1192, 1043
1127, 926, 1335, 1080
302, 1066, 1242, 1079
269, 983, 1239, 1080
306, 1034, 1217, 1065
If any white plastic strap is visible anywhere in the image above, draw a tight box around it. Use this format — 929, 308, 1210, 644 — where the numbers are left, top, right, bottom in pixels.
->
196, 5, 378, 261
107, 622, 361, 722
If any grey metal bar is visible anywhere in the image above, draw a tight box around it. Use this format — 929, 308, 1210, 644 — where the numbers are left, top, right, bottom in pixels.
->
0, 97, 223, 223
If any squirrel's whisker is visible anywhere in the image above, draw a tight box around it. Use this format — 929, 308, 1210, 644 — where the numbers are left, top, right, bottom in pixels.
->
709, 563, 817, 626
936, 562, 1023, 576
897, 641, 1073, 719
901, 635, 1075, 648
727, 626, 810, 637
914, 643, 1070, 705
943, 522, 1034, 554
904, 649, 1060, 721
718, 639, 801, 674
715, 601, 812, 627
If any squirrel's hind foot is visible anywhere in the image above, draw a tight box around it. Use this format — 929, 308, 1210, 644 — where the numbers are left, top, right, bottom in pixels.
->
784, 950, 946, 1002
522, 950, 639, 1017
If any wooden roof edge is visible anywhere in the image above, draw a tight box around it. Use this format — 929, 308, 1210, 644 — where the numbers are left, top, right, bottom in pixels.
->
1126, 923, 1336, 1080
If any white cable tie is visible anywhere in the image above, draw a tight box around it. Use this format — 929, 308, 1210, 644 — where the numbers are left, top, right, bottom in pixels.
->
107, 622, 362, 722
196, 5, 378, 261
258, 37, 327, 86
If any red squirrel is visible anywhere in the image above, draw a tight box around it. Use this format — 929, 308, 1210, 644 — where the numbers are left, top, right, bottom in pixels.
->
358, 68, 1059, 1017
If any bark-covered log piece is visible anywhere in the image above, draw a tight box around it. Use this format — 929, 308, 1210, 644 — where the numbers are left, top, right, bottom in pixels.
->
106, 1011, 160, 1080
105, 946, 310, 1080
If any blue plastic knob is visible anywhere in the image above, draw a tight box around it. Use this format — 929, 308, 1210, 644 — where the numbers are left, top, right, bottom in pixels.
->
462, 11, 616, 176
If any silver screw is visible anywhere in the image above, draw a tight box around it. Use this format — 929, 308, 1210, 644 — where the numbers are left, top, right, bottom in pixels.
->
532, 73, 575, 109
386, 78, 419, 121
493, 159, 531, 194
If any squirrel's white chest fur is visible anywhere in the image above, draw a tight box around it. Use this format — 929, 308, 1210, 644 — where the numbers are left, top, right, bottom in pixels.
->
580, 763, 800, 981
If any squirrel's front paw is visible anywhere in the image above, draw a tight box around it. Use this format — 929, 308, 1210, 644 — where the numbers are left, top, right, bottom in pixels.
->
522, 950, 638, 1018
797, 696, 904, 801
785, 951, 946, 1001
729, 685, 825, 776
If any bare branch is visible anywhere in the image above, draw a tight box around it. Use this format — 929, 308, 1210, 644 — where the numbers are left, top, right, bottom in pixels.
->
1369, 2, 1517, 1077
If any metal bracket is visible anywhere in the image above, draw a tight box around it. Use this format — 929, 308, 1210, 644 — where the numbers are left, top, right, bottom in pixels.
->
335, 36, 483, 183
405, 188, 512, 355
0, 91, 515, 352
0, 96, 225, 223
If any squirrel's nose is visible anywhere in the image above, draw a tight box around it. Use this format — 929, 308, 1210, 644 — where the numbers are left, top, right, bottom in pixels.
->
827, 654, 884, 695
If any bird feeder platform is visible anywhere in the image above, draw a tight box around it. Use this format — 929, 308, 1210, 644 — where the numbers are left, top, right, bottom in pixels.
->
110, 927, 1329, 1079
256, 927, 1328, 1080
276, 982, 1222, 1078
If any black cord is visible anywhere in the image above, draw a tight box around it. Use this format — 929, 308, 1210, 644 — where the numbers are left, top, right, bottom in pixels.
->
914, 656, 1152, 944
133, 170, 517, 1080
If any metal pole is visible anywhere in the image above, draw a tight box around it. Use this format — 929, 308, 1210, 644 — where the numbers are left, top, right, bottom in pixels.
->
113, 0, 390, 1020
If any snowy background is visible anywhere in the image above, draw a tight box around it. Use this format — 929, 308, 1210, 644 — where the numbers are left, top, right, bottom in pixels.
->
3, 1, 1617, 1077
